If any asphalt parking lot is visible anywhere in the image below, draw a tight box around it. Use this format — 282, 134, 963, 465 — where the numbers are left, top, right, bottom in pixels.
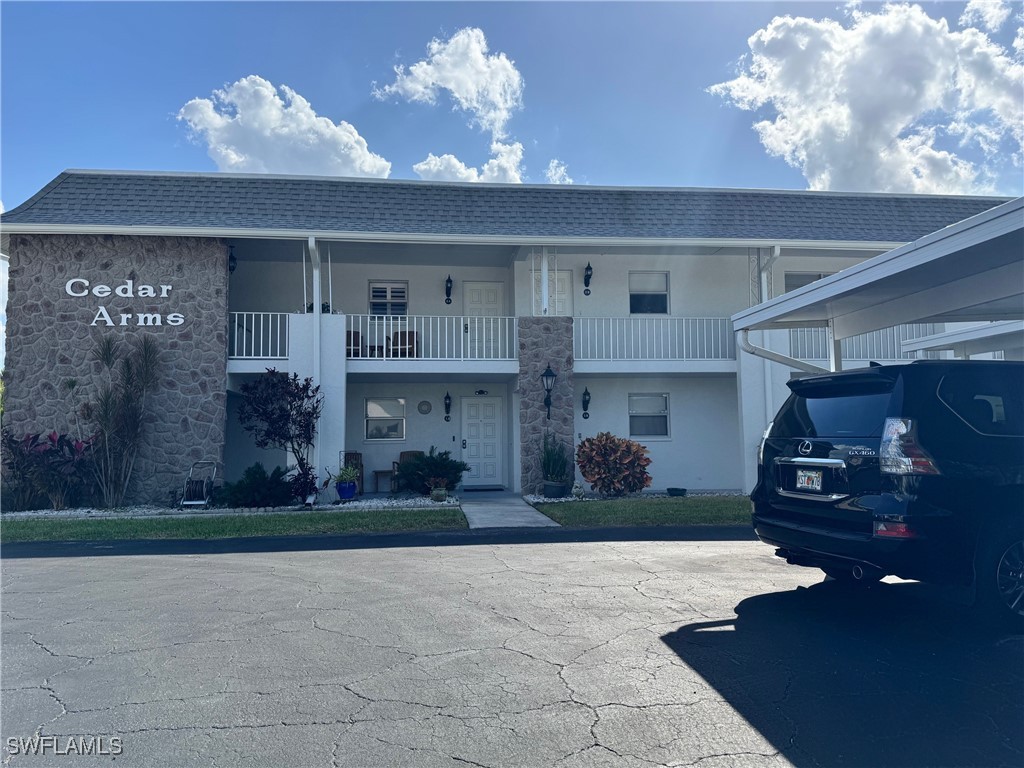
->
3, 531, 1022, 767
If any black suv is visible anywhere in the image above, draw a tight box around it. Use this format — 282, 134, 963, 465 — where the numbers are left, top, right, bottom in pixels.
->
752, 360, 1024, 627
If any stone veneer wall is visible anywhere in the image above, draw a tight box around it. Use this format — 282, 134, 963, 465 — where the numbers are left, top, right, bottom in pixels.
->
517, 316, 575, 495
4, 234, 229, 505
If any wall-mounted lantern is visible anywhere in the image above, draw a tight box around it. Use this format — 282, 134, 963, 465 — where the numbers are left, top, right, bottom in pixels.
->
582, 387, 591, 419
228, 245, 237, 274
541, 364, 557, 420
444, 391, 452, 422
583, 262, 593, 296
445, 275, 453, 305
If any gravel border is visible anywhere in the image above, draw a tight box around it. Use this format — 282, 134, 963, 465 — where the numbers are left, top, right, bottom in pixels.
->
1, 495, 461, 521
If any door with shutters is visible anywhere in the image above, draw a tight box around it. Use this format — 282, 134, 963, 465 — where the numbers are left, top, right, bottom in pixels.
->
461, 396, 504, 488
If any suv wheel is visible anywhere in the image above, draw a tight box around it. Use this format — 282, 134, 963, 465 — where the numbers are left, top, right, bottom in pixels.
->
975, 524, 1024, 631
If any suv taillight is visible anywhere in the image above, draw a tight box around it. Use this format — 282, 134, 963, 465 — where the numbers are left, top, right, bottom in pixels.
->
757, 422, 773, 464
880, 418, 940, 475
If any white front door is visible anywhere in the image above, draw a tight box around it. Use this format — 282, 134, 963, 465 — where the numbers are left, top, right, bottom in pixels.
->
463, 282, 505, 358
533, 269, 574, 316
461, 396, 504, 488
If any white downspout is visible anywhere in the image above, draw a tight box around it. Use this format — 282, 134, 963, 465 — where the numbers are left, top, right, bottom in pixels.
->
738, 329, 828, 374
308, 236, 322, 500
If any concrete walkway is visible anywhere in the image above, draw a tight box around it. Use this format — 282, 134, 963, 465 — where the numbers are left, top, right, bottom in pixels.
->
458, 491, 560, 528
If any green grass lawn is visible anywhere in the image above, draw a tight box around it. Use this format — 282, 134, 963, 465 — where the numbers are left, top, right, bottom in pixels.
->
534, 496, 751, 528
0, 508, 468, 543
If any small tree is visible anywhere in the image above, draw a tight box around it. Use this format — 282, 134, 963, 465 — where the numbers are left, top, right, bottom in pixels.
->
79, 335, 161, 507
237, 369, 323, 502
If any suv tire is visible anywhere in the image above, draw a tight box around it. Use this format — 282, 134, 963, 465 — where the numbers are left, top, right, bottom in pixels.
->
975, 522, 1024, 632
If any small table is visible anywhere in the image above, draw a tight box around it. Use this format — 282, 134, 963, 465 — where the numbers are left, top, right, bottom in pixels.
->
372, 469, 394, 493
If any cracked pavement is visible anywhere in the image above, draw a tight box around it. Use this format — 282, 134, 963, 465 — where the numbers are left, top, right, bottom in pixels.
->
2, 537, 1021, 767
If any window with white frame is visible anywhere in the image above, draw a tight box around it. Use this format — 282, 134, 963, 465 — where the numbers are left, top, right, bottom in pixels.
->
628, 272, 669, 314
365, 398, 406, 441
629, 393, 670, 437
369, 281, 408, 315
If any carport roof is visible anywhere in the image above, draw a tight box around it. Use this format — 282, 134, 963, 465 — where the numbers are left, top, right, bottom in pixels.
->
0, 169, 1009, 244
731, 197, 1024, 340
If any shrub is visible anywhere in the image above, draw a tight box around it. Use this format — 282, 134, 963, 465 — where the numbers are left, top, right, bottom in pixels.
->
395, 447, 470, 495
1, 429, 96, 511
541, 431, 571, 482
576, 432, 652, 497
218, 463, 293, 508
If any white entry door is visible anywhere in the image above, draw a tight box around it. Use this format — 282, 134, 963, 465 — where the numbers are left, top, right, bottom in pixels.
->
533, 269, 574, 316
463, 282, 505, 359
461, 397, 504, 488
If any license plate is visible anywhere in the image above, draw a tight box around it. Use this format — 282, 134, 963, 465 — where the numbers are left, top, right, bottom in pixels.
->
796, 469, 823, 492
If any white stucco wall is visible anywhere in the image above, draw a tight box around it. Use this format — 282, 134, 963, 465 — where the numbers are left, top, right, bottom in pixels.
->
513, 252, 748, 317
343, 379, 518, 492
573, 375, 742, 491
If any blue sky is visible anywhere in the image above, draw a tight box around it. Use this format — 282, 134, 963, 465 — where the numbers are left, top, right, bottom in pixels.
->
2, 0, 1022, 212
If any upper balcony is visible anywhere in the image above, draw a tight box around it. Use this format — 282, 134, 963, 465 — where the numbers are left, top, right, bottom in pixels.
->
227, 312, 741, 376
573, 316, 737, 374
227, 312, 520, 376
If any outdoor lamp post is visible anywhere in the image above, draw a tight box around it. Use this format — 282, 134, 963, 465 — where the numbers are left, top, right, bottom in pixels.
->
541, 364, 557, 420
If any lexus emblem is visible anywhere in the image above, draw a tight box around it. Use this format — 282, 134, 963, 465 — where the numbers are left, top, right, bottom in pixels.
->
798, 441, 814, 456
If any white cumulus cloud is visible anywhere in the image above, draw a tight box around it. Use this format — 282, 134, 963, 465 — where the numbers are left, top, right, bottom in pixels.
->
374, 27, 524, 140
709, 4, 1023, 193
413, 141, 524, 183
960, 0, 1012, 32
179, 75, 391, 177
545, 160, 574, 185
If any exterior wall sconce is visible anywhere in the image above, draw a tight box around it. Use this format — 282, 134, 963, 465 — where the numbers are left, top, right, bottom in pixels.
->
583, 262, 593, 295
582, 387, 591, 419
445, 275, 453, 305
228, 245, 237, 274
541, 364, 557, 420
444, 391, 452, 422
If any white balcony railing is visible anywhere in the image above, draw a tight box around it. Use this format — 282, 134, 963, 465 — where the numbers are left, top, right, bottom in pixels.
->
788, 323, 942, 361
229, 312, 289, 359
574, 317, 736, 361
346, 315, 518, 361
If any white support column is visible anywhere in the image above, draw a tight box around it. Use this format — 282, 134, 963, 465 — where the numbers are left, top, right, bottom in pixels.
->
826, 319, 843, 372
308, 237, 322, 490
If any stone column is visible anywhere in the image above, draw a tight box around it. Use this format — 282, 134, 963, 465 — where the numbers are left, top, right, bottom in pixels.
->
517, 316, 575, 495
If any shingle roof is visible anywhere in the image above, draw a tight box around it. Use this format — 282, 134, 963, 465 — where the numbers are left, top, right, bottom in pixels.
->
1, 170, 1012, 243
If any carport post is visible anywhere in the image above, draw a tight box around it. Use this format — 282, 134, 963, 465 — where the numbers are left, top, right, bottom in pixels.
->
826, 320, 843, 372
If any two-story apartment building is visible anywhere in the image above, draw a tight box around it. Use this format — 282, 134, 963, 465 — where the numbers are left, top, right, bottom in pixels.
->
1, 171, 1008, 502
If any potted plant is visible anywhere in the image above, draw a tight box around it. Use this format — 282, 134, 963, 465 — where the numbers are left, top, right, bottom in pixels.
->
328, 465, 360, 501
541, 431, 571, 498
427, 477, 449, 502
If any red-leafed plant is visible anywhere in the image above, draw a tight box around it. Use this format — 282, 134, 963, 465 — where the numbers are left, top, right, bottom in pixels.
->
1, 429, 96, 510
575, 432, 652, 497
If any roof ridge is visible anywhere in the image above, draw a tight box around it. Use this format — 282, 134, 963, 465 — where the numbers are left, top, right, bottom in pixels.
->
53, 169, 1012, 201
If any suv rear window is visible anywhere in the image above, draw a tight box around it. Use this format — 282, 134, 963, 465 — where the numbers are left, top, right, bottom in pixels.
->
774, 389, 892, 438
